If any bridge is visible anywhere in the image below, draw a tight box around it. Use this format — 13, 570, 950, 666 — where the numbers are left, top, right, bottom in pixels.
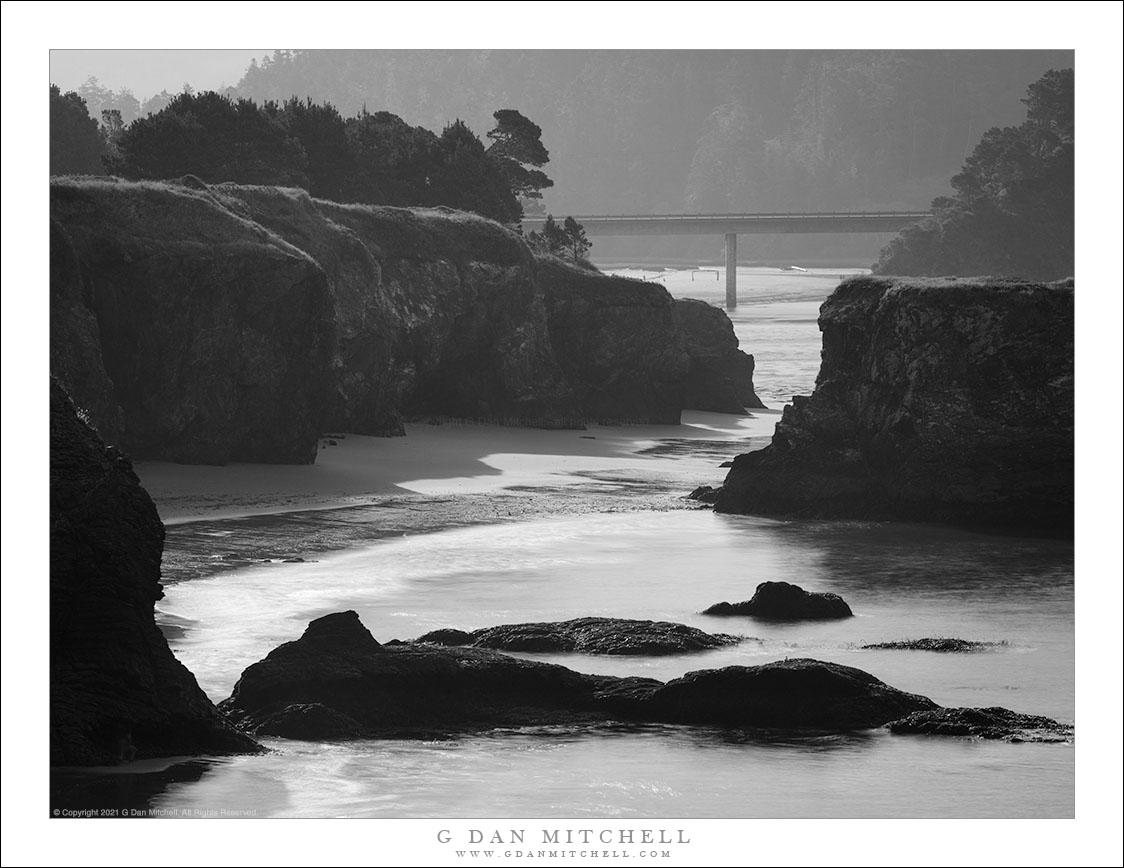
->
522, 211, 929, 308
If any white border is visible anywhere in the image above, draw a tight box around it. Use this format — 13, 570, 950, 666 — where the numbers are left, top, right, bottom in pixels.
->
4, 3, 1121, 865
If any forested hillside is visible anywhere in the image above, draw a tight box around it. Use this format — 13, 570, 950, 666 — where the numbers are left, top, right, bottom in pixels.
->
232, 50, 1071, 262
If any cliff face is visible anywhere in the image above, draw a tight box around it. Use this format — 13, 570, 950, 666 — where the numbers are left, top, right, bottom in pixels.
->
673, 298, 765, 413
50, 378, 259, 765
215, 188, 573, 433
50, 179, 336, 464
537, 258, 688, 424
51, 178, 760, 461
715, 276, 1073, 530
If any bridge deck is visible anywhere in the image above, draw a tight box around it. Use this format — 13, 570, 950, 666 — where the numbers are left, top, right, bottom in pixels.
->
522, 211, 929, 236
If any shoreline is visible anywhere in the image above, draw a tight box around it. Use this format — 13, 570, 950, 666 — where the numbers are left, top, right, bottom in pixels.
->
146, 410, 781, 590
138, 410, 781, 526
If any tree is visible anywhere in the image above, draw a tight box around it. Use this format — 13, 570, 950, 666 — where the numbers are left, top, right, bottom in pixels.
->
100, 109, 125, 165
344, 108, 442, 205
873, 68, 1073, 280
527, 214, 591, 264
49, 85, 106, 175
266, 97, 354, 201
562, 216, 591, 262
430, 120, 521, 223
107, 91, 308, 186
485, 109, 554, 215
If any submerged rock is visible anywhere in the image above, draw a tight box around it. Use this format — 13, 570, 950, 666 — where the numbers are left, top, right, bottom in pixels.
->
221, 611, 936, 739
887, 707, 1072, 743
417, 616, 741, 655
703, 581, 853, 620
50, 378, 260, 765
863, 638, 1005, 653
715, 276, 1074, 531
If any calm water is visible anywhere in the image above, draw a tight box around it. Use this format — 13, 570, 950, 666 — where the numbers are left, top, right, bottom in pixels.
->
149, 267, 1073, 818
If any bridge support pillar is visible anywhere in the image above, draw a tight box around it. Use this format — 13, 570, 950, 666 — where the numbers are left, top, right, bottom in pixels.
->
724, 233, 737, 309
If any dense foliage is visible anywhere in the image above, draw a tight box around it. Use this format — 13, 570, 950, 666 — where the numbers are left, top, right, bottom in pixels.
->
230, 50, 1071, 261
527, 215, 592, 264
101, 91, 534, 223
234, 51, 1069, 212
873, 69, 1073, 280
50, 85, 106, 175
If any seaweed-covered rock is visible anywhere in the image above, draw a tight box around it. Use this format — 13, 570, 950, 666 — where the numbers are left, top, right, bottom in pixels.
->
419, 616, 741, 656
862, 638, 1005, 653
887, 707, 1072, 742
50, 378, 260, 765
415, 628, 475, 646
673, 298, 765, 413
703, 581, 853, 620
716, 276, 1074, 531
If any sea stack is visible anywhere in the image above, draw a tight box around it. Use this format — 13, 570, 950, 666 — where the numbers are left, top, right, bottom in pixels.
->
715, 276, 1074, 531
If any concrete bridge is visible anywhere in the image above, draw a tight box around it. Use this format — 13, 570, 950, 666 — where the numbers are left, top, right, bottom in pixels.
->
522, 211, 929, 308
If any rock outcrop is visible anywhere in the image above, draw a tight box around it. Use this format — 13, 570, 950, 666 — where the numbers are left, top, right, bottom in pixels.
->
49, 179, 336, 465
416, 616, 741, 655
218, 612, 629, 737
51, 178, 762, 463
536, 258, 688, 424
863, 638, 1005, 653
703, 581, 853, 620
50, 378, 260, 765
644, 659, 936, 730
715, 276, 1074, 531
887, 707, 1072, 742
673, 298, 764, 413
220, 611, 936, 739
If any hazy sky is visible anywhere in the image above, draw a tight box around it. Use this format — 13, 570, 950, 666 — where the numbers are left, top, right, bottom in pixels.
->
49, 49, 271, 97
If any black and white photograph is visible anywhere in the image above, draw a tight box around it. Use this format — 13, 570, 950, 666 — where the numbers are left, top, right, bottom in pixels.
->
4, 3, 1122, 865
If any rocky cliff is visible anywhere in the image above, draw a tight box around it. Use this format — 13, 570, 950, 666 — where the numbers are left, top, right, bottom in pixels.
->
50, 178, 336, 464
715, 276, 1073, 530
50, 378, 260, 765
673, 298, 765, 413
50, 177, 760, 462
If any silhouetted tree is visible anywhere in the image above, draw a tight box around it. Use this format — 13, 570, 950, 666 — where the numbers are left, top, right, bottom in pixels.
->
486, 109, 554, 215
431, 120, 522, 223
528, 214, 591, 263
107, 91, 308, 186
344, 108, 441, 205
562, 216, 592, 261
50, 85, 106, 175
874, 68, 1073, 280
266, 97, 354, 200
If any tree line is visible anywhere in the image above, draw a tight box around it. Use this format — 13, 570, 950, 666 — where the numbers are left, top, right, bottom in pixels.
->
873, 68, 1073, 280
50, 85, 593, 263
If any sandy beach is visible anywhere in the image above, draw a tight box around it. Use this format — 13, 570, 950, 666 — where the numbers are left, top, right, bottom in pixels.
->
139, 409, 783, 589
136, 409, 782, 525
